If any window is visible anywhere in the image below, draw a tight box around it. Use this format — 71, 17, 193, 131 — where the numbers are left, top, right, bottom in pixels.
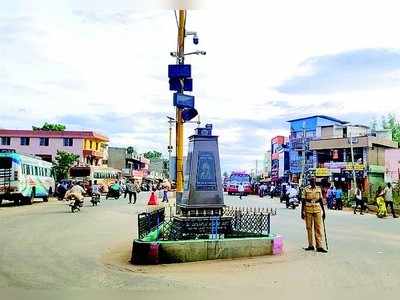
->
89, 141, 93, 149
26, 165, 31, 175
1, 137, 11, 145
20, 137, 30, 146
63, 138, 73, 147
96, 142, 99, 150
39, 137, 49, 146
34, 166, 38, 176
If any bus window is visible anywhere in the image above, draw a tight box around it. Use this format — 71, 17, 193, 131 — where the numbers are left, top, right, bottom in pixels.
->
0, 157, 12, 169
34, 166, 38, 176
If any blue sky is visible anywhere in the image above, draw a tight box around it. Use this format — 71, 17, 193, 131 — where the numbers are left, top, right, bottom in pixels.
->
1, 0, 400, 173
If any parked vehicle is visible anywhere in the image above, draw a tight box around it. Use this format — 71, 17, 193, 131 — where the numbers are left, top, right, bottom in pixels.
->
0, 151, 55, 206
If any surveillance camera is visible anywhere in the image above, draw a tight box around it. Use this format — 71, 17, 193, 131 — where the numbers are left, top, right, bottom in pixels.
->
193, 34, 199, 45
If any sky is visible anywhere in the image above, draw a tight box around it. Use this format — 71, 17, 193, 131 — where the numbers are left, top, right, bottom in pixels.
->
2, 0, 400, 173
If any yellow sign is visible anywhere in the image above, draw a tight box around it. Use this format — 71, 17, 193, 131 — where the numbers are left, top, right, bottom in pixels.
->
346, 163, 364, 171
315, 168, 331, 177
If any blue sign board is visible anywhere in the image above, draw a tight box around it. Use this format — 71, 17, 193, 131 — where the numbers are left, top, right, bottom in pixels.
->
169, 78, 193, 91
181, 108, 198, 122
173, 93, 194, 109
196, 151, 217, 191
168, 64, 191, 78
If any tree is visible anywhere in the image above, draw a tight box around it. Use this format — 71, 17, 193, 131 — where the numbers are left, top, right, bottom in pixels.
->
143, 150, 162, 161
223, 171, 229, 178
381, 113, 400, 143
126, 146, 137, 156
32, 122, 66, 131
52, 151, 79, 182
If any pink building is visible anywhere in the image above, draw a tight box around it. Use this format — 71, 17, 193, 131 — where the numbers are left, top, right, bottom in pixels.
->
0, 129, 109, 165
385, 149, 400, 183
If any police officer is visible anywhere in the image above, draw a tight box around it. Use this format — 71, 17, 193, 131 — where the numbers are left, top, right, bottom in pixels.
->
301, 177, 328, 253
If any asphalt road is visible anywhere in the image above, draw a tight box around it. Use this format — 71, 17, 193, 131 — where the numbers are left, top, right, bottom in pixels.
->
0, 193, 399, 299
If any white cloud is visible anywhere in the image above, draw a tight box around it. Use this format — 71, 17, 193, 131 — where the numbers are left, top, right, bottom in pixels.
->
2, 0, 400, 173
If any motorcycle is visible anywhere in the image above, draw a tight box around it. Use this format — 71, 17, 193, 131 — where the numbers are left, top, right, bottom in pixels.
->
90, 193, 101, 206
286, 196, 300, 209
106, 189, 120, 200
66, 196, 84, 213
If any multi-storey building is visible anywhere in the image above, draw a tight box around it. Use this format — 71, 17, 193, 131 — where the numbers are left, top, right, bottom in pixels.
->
0, 129, 108, 165
287, 115, 347, 182
107, 147, 150, 182
270, 136, 289, 182
309, 124, 397, 195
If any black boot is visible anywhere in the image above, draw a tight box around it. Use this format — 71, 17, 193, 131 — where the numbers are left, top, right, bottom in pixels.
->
316, 248, 328, 253
304, 246, 315, 251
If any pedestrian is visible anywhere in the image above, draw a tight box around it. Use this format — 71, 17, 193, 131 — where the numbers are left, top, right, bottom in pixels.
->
301, 177, 327, 253
383, 183, 398, 218
270, 185, 275, 199
335, 186, 343, 210
376, 186, 387, 218
132, 180, 140, 204
353, 184, 364, 215
125, 180, 134, 204
327, 185, 335, 210
162, 185, 169, 203
238, 183, 245, 200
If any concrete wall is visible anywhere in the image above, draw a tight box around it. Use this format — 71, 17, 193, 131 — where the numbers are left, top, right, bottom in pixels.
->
107, 147, 127, 170
368, 147, 386, 166
132, 235, 283, 265
385, 149, 400, 182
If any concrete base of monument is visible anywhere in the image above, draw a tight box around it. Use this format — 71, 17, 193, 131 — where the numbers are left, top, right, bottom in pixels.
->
131, 234, 283, 265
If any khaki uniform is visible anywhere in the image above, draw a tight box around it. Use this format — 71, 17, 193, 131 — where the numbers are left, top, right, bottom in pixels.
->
303, 186, 324, 248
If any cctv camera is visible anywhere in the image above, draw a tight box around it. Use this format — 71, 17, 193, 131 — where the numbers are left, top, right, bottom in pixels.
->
193, 34, 199, 45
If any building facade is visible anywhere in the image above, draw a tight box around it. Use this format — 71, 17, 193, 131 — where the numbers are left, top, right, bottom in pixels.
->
270, 136, 289, 182
0, 129, 108, 165
310, 124, 397, 195
107, 147, 150, 182
287, 115, 348, 182
385, 149, 400, 183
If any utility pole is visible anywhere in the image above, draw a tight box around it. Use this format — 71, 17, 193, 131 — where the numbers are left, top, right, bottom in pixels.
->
175, 10, 186, 200
167, 117, 174, 178
349, 126, 357, 192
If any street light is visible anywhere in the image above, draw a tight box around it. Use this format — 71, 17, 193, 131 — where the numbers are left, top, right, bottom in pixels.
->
170, 50, 206, 57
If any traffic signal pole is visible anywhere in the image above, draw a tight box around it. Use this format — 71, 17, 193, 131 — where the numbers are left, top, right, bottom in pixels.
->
176, 10, 186, 199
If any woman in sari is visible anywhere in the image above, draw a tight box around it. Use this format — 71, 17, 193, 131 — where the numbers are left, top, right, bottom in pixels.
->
376, 186, 387, 218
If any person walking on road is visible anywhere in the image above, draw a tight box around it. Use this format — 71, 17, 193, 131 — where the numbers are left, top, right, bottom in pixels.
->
301, 177, 328, 253
327, 185, 336, 209
162, 185, 169, 203
238, 183, 245, 200
125, 180, 135, 204
376, 186, 387, 218
353, 185, 365, 215
383, 183, 398, 218
335, 186, 343, 210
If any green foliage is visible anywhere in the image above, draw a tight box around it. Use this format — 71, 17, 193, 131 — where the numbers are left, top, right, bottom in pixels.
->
381, 113, 400, 143
223, 171, 229, 178
143, 150, 162, 161
52, 151, 79, 182
32, 122, 66, 131
126, 146, 137, 155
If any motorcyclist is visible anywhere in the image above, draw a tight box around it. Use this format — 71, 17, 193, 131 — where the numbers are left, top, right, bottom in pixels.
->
64, 181, 85, 208
287, 184, 299, 205
91, 180, 101, 199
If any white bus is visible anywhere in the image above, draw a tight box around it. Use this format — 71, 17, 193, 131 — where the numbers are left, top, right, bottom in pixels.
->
69, 165, 121, 189
0, 151, 55, 205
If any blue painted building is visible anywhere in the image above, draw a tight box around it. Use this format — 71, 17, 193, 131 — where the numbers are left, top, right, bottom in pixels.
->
287, 115, 348, 182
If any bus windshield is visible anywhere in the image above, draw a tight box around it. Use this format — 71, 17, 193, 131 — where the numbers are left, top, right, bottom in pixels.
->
229, 174, 251, 183
70, 167, 91, 178
0, 157, 12, 169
